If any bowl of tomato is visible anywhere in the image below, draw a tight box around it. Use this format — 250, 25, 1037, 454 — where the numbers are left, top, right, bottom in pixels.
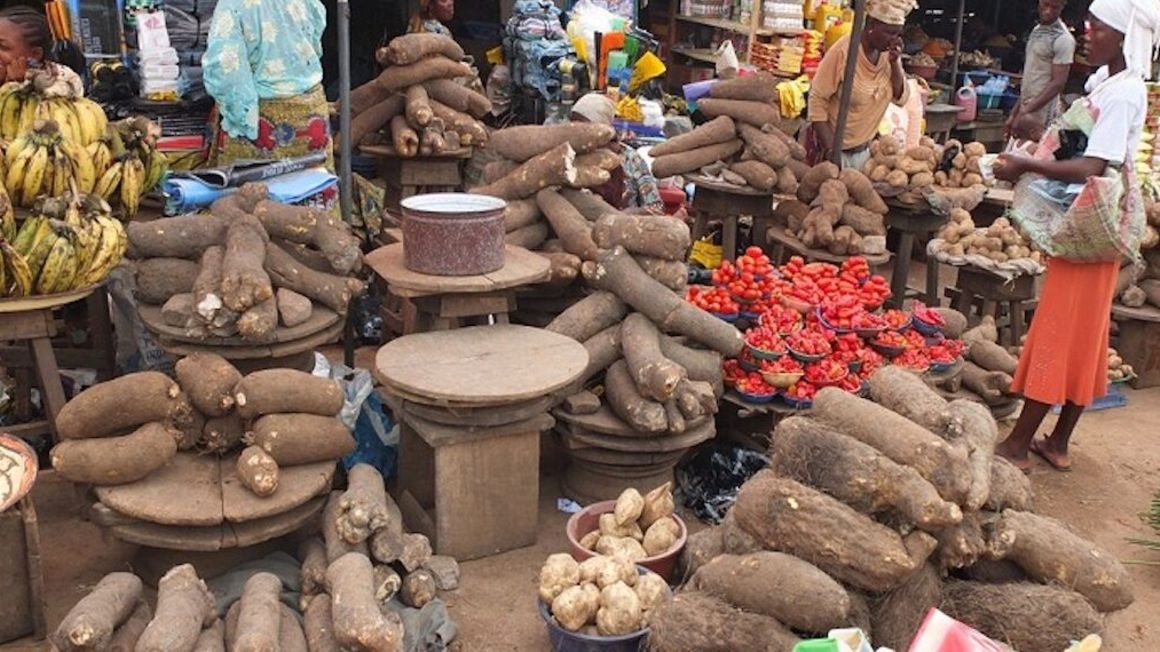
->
911, 303, 946, 336
744, 327, 787, 361
737, 349, 760, 373
787, 330, 832, 363
882, 309, 912, 332
871, 330, 908, 358
760, 356, 804, 389
780, 380, 818, 409
734, 372, 777, 404
850, 311, 887, 338
804, 359, 849, 387
894, 349, 932, 373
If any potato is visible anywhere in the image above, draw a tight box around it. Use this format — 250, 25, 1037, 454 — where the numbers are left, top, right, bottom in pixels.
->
596, 536, 648, 562
643, 520, 679, 557
640, 483, 675, 528
579, 530, 601, 550
964, 142, 987, 157
582, 555, 638, 588
540, 554, 580, 603
935, 171, 949, 185
949, 168, 965, 186
870, 165, 890, 182
952, 153, 967, 169
899, 156, 931, 175
613, 488, 644, 526
911, 172, 935, 188
1108, 355, 1124, 368
887, 170, 909, 188
552, 585, 599, 631
963, 173, 984, 187
597, 583, 643, 636
600, 513, 644, 541
635, 573, 670, 614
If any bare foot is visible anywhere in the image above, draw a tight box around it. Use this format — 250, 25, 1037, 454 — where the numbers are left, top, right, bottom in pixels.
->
995, 440, 1032, 473
1029, 437, 1072, 472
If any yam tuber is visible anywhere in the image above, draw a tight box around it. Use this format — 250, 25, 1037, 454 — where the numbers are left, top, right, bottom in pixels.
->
935, 307, 969, 339
941, 581, 1102, 652
678, 527, 725, 581
298, 538, 328, 596
729, 160, 777, 192
368, 497, 406, 564
423, 78, 492, 118
278, 605, 308, 652
581, 325, 623, 379
428, 99, 487, 145
136, 564, 215, 652
52, 572, 143, 652
797, 162, 840, 204
648, 591, 800, 652
537, 188, 600, 260
372, 565, 402, 606
389, 114, 418, 157
650, 139, 743, 179
870, 564, 943, 651
504, 222, 549, 249
962, 315, 999, 344
583, 247, 744, 356
986, 455, 1035, 511
302, 594, 340, 652
709, 73, 779, 102
190, 246, 225, 325
127, 215, 227, 260
560, 188, 619, 221
161, 294, 193, 327
999, 510, 1134, 612
593, 213, 692, 262
696, 98, 781, 127
337, 463, 392, 544
107, 601, 152, 652
933, 511, 1015, 571
234, 368, 344, 420
621, 313, 687, 402
236, 297, 278, 341
769, 416, 962, 531
252, 201, 361, 275
382, 34, 464, 65
401, 569, 437, 608
649, 116, 736, 157
659, 336, 723, 391
960, 361, 1012, 405
236, 445, 279, 497
56, 371, 183, 440
737, 123, 790, 168
840, 204, 887, 235
968, 340, 1018, 374
489, 123, 615, 162
322, 490, 369, 562
326, 553, 405, 651
944, 399, 999, 511
546, 291, 627, 342
776, 165, 799, 194
475, 142, 578, 200
720, 509, 762, 555
248, 413, 355, 466
575, 148, 624, 171
375, 56, 471, 93
276, 288, 313, 328
812, 388, 971, 504
733, 470, 938, 592
604, 359, 667, 433
503, 198, 541, 232
350, 94, 404, 148
635, 256, 688, 292
134, 258, 200, 305
175, 352, 241, 417
692, 552, 851, 633
868, 366, 950, 432
404, 84, 433, 127
233, 572, 283, 652
483, 160, 519, 186
219, 213, 273, 313
399, 533, 434, 572
569, 165, 612, 188
537, 251, 582, 288
192, 620, 225, 652
51, 421, 178, 486
201, 413, 245, 454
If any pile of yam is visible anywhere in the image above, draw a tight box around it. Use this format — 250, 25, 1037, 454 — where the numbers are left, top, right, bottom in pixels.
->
573, 485, 682, 561
538, 552, 671, 636
933, 212, 1043, 265
348, 33, 489, 155
923, 314, 1017, 407
787, 162, 889, 255
864, 137, 990, 192
663, 380, 1128, 651
128, 182, 366, 341
51, 355, 355, 500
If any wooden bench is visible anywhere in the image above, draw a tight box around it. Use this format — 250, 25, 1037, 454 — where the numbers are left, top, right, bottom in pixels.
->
688, 175, 779, 261
1111, 303, 1160, 389
946, 266, 1038, 346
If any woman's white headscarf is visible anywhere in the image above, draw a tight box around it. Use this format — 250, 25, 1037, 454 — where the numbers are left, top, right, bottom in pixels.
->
1089, 0, 1160, 79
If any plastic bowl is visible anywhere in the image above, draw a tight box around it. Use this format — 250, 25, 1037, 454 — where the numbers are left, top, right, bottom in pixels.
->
711, 311, 739, 323
929, 359, 956, 373
736, 389, 776, 404
806, 367, 849, 387
870, 341, 906, 358
566, 501, 688, 580
886, 315, 913, 332
907, 63, 939, 81
911, 315, 942, 336
789, 347, 827, 364
779, 393, 814, 410
538, 573, 669, 652
853, 325, 887, 338
746, 343, 785, 361
762, 370, 804, 389
815, 307, 854, 334
738, 357, 760, 373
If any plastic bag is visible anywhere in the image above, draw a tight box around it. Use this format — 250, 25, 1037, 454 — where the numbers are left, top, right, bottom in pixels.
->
908, 609, 1009, 652
675, 443, 769, 523
566, 0, 620, 70
715, 41, 739, 79
314, 354, 399, 478
107, 264, 174, 374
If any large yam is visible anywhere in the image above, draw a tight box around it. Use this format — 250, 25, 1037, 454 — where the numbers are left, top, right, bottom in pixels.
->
581, 325, 622, 379
322, 491, 368, 563
604, 359, 667, 433
762, 123, 808, 160
488, 123, 615, 162
962, 315, 999, 344
708, 73, 779, 103
732, 471, 938, 592
868, 366, 950, 432
635, 256, 688, 292
960, 361, 1012, 405
326, 552, 405, 651
559, 188, 618, 221
192, 619, 224, 652
999, 510, 1134, 612
56, 372, 182, 440
647, 591, 799, 652
427, 99, 487, 145
691, 552, 851, 633
190, 246, 225, 326
303, 594, 340, 652
278, 604, 308, 652
934, 307, 969, 338
264, 242, 363, 315
382, 34, 465, 65
729, 160, 777, 192
504, 222, 549, 249
503, 198, 540, 232
389, 114, 418, 157
621, 313, 686, 402
648, 116, 736, 157
234, 369, 344, 420
870, 564, 943, 651
423, 78, 492, 118
678, 526, 725, 582
233, 573, 282, 652
375, 57, 471, 92
583, 247, 744, 356
536, 188, 600, 260
593, 214, 691, 261
52, 572, 143, 652
202, 414, 245, 454
336, 463, 392, 544
986, 456, 1034, 511
968, 340, 1018, 374
941, 581, 1103, 652
175, 352, 242, 417
812, 388, 970, 504
769, 417, 962, 531
252, 200, 361, 275
51, 422, 178, 485
127, 215, 227, 260
350, 94, 404, 147
575, 148, 623, 171
545, 291, 626, 342
107, 601, 152, 652
249, 413, 355, 466
134, 258, 199, 304
696, 98, 782, 127
650, 139, 743, 179
298, 538, 328, 596
474, 143, 578, 200
659, 336, 723, 391
219, 214, 273, 313
944, 399, 999, 511
537, 251, 582, 287
932, 511, 1015, 571
737, 123, 790, 168
136, 564, 215, 652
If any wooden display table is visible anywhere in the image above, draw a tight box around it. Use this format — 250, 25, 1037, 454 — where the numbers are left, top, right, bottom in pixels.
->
765, 225, 892, 271
360, 145, 472, 215
138, 304, 343, 372
1111, 303, 1160, 389
366, 242, 549, 333
886, 204, 949, 309
688, 175, 778, 261
946, 266, 1037, 346
375, 325, 587, 559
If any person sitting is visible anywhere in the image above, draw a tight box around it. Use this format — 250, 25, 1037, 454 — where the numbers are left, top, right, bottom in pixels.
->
409, 0, 454, 37
0, 7, 82, 94
569, 93, 664, 214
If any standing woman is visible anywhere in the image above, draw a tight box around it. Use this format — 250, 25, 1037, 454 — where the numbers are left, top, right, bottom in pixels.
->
995, 0, 1160, 472
0, 6, 82, 93
203, 0, 333, 170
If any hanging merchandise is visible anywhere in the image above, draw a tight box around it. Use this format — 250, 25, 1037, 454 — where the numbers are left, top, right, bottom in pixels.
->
505, 0, 574, 102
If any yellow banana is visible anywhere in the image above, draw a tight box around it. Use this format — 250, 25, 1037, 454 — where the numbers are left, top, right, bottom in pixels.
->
120, 156, 144, 217
4, 141, 38, 206
144, 149, 168, 191
21, 144, 49, 206
0, 90, 23, 139
83, 217, 124, 285
0, 247, 7, 297
25, 227, 59, 285
12, 215, 47, 255
62, 139, 96, 194
18, 94, 39, 133
5, 132, 32, 168
2, 241, 32, 297
0, 190, 13, 242
86, 140, 112, 178
94, 160, 123, 201
36, 233, 73, 294
53, 102, 83, 146
74, 98, 108, 146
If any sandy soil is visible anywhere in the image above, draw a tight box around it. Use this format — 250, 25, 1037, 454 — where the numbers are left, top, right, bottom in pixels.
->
6, 389, 1160, 651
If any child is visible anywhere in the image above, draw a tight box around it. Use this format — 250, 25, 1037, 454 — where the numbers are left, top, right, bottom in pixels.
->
1006, 113, 1046, 156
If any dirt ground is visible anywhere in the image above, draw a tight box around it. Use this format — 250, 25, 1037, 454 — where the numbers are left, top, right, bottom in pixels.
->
4, 385, 1157, 651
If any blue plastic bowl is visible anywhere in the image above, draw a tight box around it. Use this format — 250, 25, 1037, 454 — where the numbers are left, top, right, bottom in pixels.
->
711, 312, 739, 323
538, 569, 670, 652
911, 316, 942, 336
779, 393, 814, 410
737, 389, 776, 404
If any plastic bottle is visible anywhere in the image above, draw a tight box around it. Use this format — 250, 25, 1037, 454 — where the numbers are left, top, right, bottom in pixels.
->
955, 80, 978, 122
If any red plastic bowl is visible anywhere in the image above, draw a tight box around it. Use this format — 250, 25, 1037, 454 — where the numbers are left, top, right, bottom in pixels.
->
565, 500, 688, 581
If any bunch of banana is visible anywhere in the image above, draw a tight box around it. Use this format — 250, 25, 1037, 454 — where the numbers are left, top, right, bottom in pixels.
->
0, 184, 14, 242
41, 96, 108, 147
1, 193, 126, 297
5, 119, 98, 207
0, 69, 108, 145
0, 82, 39, 141
91, 117, 167, 218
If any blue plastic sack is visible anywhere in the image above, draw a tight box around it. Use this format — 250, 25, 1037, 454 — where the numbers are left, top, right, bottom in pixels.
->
314, 354, 400, 480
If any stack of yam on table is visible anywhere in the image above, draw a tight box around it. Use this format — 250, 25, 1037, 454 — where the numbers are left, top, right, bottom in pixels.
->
660, 371, 1131, 652
51, 355, 355, 551
1116, 196, 1160, 310
129, 182, 365, 342
864, 137, 990, 213
648, 74, 809, 193
775, 160, 890, 256
542, 212, 744, 501
348, 33, 490, 155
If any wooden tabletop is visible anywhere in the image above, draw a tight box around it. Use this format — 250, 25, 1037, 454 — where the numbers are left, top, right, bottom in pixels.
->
766, 225, 892, 267
108, 496, 325, 552
1112, 302, 1160, 324
365, 243, 549, 298
688, 174, 774, 197
984, 187, 1014, 208
138, 304, 341, 347
358, 144, 473, 160
0, 284, 98, 314
375, 325, 589, 406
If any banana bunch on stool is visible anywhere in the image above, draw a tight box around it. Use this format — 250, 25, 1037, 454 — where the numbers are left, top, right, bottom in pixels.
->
4, 119, 98, 207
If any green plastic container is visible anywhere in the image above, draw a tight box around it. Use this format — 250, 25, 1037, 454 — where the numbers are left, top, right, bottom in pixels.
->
793, 641, 841, 652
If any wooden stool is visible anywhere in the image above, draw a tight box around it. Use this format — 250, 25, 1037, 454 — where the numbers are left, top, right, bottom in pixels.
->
1111, 304, 1160, 389
360, 145, 471, 216
375, 325, 587, 559
689, 175, 776, 261
948, 267, 1037, 346
0, 305, 71, 442
886, 207, 948, 309
366, 243, 549, 334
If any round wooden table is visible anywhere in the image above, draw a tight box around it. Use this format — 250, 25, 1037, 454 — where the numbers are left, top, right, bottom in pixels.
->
366, 242, 549, 333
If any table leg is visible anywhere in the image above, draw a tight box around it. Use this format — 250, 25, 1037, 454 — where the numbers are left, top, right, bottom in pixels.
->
691, 212, 709, 241
889, 231, 915, 309
29, 337, 66, 441
752, 216, 773, 253
722, 215, 738, 262
925, 258, 941, 307
1009, 301, 1025, 347
87, 288, 115, 380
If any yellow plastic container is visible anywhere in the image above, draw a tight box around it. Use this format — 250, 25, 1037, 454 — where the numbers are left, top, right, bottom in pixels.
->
629, 51, 666, 91
825, 20, 852, 49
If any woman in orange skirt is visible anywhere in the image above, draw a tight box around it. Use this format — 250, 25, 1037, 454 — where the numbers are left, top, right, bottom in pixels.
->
994, 0, 1159, 472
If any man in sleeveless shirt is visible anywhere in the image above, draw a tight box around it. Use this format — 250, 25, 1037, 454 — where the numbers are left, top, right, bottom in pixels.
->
1007, 0, 1075, 135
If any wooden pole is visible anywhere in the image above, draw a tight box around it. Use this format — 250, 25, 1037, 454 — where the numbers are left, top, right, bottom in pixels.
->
338, 0, 355, 368
831, 0, 867, 167
951, 0, 967, 91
